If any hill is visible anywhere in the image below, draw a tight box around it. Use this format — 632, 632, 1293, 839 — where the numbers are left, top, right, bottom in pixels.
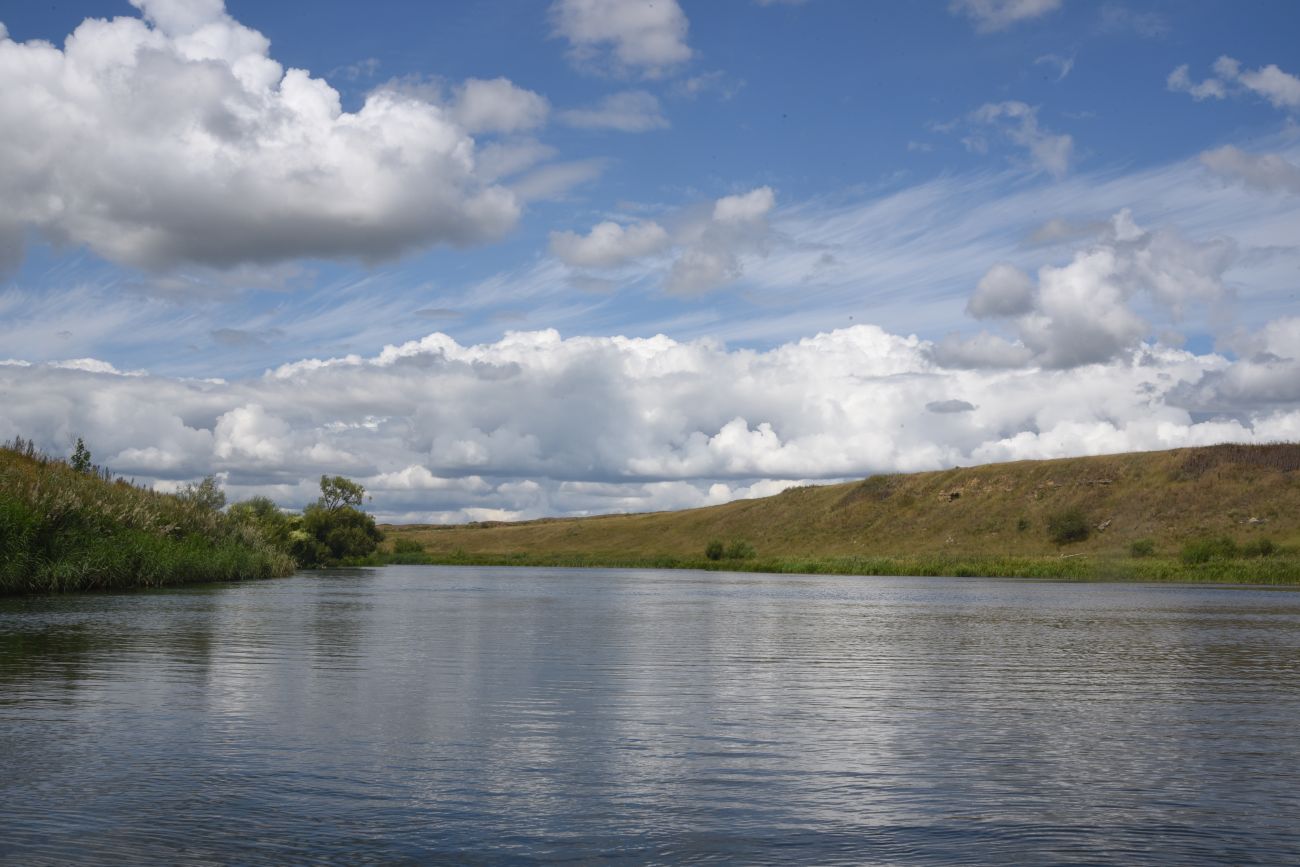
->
0, 438, 295, 594
382, 444, 1300, 583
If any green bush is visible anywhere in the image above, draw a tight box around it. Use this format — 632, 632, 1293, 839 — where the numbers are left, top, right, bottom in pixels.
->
1181, 536, 1238, 564
1130, 539, 1156, 558
392, 537, 425, 554
1047, 508, 1090, 545
705, 539, 724, 560
1016, 517, 1030, 532
1240, 538, 1277, 558
725, 539, 756, 560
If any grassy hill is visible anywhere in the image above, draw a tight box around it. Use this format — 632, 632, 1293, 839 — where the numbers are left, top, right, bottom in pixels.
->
382, 444, 1300, 583
1, 438, 295, 594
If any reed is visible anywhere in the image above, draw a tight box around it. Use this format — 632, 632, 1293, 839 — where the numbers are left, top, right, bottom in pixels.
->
1, 438, 295, 594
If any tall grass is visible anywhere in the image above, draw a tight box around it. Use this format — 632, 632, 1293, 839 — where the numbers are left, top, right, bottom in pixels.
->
1, 438, 295, 594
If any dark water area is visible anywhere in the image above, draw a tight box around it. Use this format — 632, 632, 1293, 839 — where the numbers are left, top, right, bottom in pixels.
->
2, 567, 1299, 864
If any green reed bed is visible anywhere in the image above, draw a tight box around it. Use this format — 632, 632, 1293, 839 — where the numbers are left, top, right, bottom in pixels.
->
1, 440, 294, 595
358, 547, 1300, 585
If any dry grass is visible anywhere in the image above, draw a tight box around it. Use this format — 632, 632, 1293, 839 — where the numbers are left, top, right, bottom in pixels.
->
382, 444, 1300, 581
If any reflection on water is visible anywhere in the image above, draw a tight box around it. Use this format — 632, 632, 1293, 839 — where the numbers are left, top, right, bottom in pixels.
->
2, 568, 1299, 864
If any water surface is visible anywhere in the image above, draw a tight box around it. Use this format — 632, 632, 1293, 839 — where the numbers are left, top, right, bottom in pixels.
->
2, 567, 1299, 864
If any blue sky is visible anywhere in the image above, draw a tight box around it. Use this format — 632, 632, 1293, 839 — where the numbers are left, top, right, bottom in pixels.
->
2, 0, 1299, 520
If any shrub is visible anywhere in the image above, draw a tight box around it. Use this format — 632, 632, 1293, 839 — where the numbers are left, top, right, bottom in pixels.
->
705, 539, 724, 560
393, 537, 425, 554
1240, 538, 1277, 558
1047, 508, 1090, 545
725, 539, 756, 560
1181, 536, 1238, 564
1016, 517, 1030, 532
1130, 539, 1156, 558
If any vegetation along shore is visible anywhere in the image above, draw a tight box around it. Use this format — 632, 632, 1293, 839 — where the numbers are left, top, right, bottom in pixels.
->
0, 437, 380, 595
3, 438, 1297, 593
377, 443, 1300, 585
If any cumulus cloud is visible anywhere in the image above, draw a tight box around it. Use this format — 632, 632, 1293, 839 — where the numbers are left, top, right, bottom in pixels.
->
969, 102, 1074, 177
559, 90, 669, 131
1200, 146, 1300, 195
5, 322, 1298, 523
0, 0, 528, 271
549, 186, 777, 294
1169, 57, 1300, 111
668, 187, 777, 294
550, 0, 692, 78
550, 220, 672, 268
967, 263, 1036, 318
944, 210, 1235, 369
949, 0, 1062, 33
449, 77, 549, 134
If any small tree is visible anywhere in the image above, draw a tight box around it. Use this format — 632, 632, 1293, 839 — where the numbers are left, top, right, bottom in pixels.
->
705, 539, 724, 560
177, 475, 227, 512
318, 475, 366, 511
1046, 508, 1090, 545
70, 437, 93, 473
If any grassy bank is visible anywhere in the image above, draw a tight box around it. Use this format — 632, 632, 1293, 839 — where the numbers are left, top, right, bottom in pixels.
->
357, 548, 1300, 584
0, 439, 295, 594
380, 443, 1300, 585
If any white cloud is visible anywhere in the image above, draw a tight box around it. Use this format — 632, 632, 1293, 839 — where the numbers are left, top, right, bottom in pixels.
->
949, 0, 1062, 33
967, 263, 1035, 318
1170, 57, 1300, 111
559, 90, 669, 131
550, 0, 692, 78
0, 0, 524, 271
969, 102, 1074, 177
546, 186, 776, 295
1201, 146, 1300, 195
450, 77, 550, 134
550, 220, 672, 268
713, 187, 776, 223
946, 210, 1235, 369
1034, 53, 1074, 81
5, 321, 1298, 523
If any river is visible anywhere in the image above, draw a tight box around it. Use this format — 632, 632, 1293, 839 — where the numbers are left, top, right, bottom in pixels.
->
2, 567, 1299, 864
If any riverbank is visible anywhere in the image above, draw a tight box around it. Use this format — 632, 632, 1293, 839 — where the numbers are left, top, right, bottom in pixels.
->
352, 549, 1300, 584
379, 444, 1300, 585
0, 439, 294, 595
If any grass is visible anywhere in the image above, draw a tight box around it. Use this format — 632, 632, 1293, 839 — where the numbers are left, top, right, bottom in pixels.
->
379, 443, 1300, 585
1, 438, 295, 595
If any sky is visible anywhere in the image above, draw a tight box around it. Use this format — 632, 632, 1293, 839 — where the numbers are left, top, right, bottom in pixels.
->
1, 0, 1299, 522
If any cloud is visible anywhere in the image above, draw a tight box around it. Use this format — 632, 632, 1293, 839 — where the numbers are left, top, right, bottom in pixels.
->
969, 102, 1074, 177
547, 187, 777, 295
550, 0, 692, 79
559, 90, 670, 131
949, 0, 1062, 33
1170, 57, 1300, 111
945, 210, 1236, 369
1200, 146, 1300, 195
5, 322, 1298, 523
550, 221, 672, 268
1034, 53, 1075, 81
450, 77, 550, 134
926, 399, 977, 414
1097, 5, 1169, 38
668, 187, 777, 295
967, 263, 1036, 318
0, 0, 526, 272
673, 70, 745, 101
509, 159, 609, 202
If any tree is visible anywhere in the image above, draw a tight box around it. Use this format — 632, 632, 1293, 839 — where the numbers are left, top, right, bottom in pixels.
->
70, 437, 92, 473
291, 475, 382, 566
318, 475, 366, 511
177, 475, 227, 512
228, 496, 294, 550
